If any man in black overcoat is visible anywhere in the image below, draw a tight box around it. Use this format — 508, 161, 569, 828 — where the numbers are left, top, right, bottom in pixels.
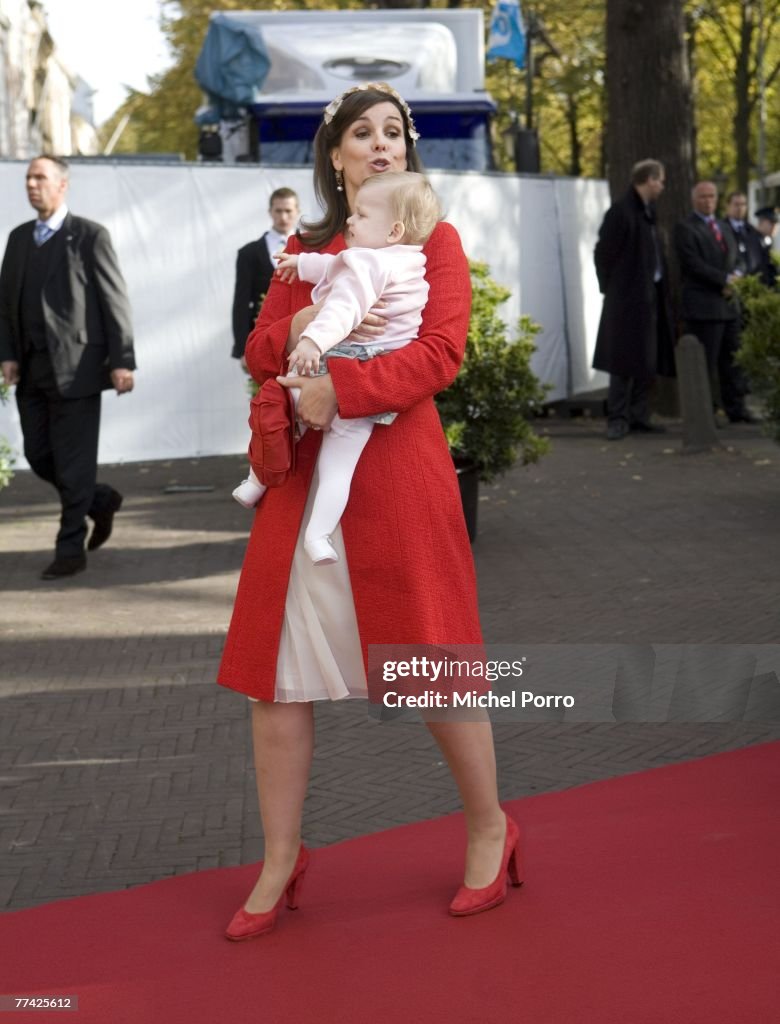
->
231, 187, 299, 365
0, 156, 135, 579
593, 159, 675, 441
674, 181, 744, 423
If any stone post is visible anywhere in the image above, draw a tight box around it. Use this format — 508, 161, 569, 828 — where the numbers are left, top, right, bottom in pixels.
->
675, 334, 721, 453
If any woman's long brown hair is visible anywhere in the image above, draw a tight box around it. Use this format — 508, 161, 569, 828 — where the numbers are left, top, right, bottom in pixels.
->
300, 88, 424, 250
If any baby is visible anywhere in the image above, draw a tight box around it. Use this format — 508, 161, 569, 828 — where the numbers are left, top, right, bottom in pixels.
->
233, 171, 441, 564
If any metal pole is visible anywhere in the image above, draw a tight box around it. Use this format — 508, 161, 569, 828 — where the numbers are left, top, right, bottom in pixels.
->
757, 0, 767, 189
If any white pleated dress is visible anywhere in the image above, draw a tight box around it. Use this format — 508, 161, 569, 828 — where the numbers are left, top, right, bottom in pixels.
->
253, 465, 369, 703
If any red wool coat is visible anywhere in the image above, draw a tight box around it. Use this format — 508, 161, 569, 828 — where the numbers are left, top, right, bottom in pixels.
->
217, 221, 483, 701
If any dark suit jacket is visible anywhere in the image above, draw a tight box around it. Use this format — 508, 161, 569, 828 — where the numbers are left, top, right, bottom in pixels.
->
674, 213, 738, 322
231, 233, 274, 359
724, 220, 770, 283
0, 212, 135, 398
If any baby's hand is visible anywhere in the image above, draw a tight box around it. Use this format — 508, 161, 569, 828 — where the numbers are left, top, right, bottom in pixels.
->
288, 337, 321, 377
275, 252, 299, 283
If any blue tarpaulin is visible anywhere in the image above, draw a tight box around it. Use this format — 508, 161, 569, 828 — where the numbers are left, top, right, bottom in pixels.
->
195, 13, 270, 117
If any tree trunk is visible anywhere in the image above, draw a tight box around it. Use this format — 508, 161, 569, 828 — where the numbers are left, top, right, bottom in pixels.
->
685, 8, 699, 178
606, 0, 694, 315
606, 0, 694, 413
566, 93, 582, 177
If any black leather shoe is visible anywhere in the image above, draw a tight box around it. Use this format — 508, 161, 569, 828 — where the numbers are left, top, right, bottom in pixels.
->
41, 555, 87, 580
606, 420, 628, 441
88, 489, 123, 551
629, 421, 667, 434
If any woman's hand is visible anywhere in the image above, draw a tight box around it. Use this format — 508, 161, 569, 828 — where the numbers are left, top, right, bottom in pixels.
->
286, 302, 324, 353
345, 300, 388, 343
277, 373, 338, 431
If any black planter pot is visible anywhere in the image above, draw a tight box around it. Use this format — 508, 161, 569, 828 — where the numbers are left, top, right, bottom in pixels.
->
455, 458, 480, 542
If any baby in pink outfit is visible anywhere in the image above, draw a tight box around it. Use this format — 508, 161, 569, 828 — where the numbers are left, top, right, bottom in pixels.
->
233, 171, 441, 565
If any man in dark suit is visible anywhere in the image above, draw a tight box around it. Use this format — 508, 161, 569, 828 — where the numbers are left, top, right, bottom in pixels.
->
231, 187, 299, 367
722, 192, 769, 422
593, 159, 675, 441
725, 192, 770, 281
674, 181, 746, 423
0, 155, 135, 579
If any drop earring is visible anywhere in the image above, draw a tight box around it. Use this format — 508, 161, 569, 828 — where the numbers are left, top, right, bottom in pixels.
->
335, 170, 344, 192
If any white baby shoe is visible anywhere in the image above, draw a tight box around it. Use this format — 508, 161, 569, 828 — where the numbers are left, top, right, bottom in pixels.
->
232, 478, 267, 508
304, 535, 339, 565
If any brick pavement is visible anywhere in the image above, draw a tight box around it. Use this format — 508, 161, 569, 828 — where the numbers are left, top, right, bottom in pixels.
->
1, 417, 779, 910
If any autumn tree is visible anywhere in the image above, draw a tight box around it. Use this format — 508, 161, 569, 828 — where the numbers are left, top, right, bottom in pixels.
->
484, 0, 605, 176
689, 0, 780, 192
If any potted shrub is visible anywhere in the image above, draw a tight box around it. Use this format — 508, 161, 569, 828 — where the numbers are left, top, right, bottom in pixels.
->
435, 260, 550, 540
734, 273, 780, 443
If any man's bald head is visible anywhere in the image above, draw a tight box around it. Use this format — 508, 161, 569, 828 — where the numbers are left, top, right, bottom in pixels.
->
692, 181, 718, 217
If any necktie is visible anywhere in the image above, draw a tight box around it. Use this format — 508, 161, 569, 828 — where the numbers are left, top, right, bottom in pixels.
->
33, 222, 54, 247
707, 217, 726, 252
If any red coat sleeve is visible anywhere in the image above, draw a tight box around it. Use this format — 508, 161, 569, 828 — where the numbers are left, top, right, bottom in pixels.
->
328, 221, 471, 419
244, 235, 303, 384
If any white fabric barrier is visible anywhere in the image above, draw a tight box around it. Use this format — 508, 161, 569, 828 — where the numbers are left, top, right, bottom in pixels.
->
0, 161, 610, 466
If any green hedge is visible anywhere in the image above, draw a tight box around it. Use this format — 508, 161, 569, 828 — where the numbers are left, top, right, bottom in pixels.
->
734, 274, 780, 443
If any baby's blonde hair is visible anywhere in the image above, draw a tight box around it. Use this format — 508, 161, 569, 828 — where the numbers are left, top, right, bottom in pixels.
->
359, 171, 441, 246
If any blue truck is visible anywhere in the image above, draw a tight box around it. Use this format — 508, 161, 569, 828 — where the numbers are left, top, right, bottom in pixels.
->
195, 8, 496, 171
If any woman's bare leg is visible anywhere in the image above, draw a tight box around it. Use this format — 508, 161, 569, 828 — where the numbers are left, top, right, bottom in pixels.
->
425, 715, 507, 888
243, 701, 315, 913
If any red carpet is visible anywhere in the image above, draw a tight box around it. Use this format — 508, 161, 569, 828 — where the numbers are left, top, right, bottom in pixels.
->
1, 742, 778, 1024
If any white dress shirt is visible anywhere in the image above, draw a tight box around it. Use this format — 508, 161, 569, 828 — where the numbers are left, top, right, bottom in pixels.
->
35, 203, 69, 235
264, 227, 290, 265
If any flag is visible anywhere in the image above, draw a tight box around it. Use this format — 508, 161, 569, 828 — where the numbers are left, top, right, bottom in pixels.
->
487, 0, 526, 70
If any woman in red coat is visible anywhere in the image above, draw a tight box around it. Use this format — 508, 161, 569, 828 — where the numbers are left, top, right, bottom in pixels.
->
219, 83, 521, 940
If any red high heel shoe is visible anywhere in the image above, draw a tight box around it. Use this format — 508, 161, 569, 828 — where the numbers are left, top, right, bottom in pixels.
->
225, 845, 310, 941
449, 815, 523, 917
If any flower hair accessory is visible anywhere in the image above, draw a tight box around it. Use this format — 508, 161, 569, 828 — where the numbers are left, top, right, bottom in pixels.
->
322, 82, 420, 143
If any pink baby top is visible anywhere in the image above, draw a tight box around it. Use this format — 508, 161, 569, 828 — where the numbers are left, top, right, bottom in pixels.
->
297, 245, 428, 355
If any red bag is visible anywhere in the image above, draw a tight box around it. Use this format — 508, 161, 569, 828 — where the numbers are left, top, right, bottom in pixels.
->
247, 378, 298, 487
